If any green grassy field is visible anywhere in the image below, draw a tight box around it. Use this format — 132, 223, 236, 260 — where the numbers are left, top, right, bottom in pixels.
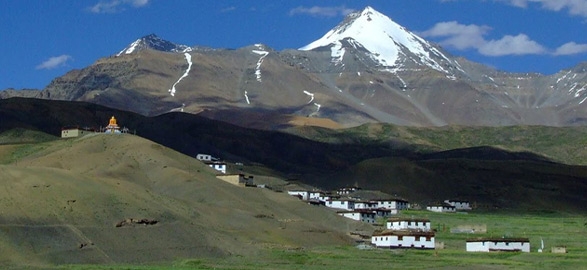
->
59, 211, 587, 270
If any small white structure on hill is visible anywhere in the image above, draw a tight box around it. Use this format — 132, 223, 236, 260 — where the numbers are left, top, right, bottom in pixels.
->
196, 153, 218, 161
444, 199, 472, 210
466, 238, 530, 252
61, 127, 92, 138
207, 161, 227, 174
387, 218, 431, 231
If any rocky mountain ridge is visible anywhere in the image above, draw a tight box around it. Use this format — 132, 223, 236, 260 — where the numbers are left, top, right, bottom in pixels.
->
2, 6, 587, 128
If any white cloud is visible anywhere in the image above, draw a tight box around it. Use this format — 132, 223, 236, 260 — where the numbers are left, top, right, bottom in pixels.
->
418, 21, 490, 50
89, 0, 149, 13
289, 6, 355, 17
129, 0, 149, 7
36, 55, 73, 70
498, 0, 587, 17
479, 34, 547, 56
421, 21, 547, 56
554, 42, 587, 55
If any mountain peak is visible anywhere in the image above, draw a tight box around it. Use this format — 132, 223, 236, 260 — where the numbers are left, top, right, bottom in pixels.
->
299, 6, 456, 74
116, 34, 192, 56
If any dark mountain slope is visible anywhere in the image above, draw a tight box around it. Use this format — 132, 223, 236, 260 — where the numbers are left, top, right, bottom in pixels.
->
2, 97, 587, 212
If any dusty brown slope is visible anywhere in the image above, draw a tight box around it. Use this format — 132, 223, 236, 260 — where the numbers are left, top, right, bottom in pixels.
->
0, 134, 368, 267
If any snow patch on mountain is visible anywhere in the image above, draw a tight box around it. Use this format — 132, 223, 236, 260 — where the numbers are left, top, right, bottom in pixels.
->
244, 91, 250, 104
330, 41, 345, 65
303, 90, 315, 103
299, 6, 455, 74
117, 34, 192, 56
168, 53, 192, 97
118, 39, 142, 56
313, 103, 321, 113
252, 44, 269, 82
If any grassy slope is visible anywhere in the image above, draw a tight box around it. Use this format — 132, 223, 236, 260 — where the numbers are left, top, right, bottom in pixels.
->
0, 134, 370, 268
60, 211, 587, 270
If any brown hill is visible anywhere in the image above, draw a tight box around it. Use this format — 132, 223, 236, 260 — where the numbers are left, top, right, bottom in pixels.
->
0, 134, 369, 267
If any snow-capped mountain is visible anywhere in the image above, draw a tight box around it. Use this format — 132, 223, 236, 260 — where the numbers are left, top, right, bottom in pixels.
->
4, 6, 587, 128
117, 34, 192, 56
300, 6, 461, 75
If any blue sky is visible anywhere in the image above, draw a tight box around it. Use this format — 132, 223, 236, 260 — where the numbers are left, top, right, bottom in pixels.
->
1, 0, 586, 90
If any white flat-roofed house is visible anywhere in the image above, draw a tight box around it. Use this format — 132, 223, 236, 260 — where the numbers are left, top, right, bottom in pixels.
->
444, 199, 472, 210
207, 161, 227, 174
287, 190, 323, 201
371, 230, 435, 249
387, 218, 431, 232
466, 238, 530, 252
354, 201, 379, 210
337, 209, 376, 224
426, 203, 456, 213
325, 199, 355, 210
308, 191, 322, 201
196, 154, 213, 161
372, 199, 410, 211
288, 190, 309, 200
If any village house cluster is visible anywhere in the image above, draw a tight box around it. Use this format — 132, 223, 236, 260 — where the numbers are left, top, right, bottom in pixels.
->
59, 117, 560, 254
287, 188, 409, 223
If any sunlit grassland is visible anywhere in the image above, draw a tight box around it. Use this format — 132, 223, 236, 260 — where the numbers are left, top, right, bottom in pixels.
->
62, 211, 587, 270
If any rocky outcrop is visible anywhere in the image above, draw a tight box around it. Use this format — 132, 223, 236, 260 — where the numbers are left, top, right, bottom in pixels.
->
115, 218, 158, 227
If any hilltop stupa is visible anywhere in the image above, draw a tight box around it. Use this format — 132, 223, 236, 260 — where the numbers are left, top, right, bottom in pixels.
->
105, 116, 121, 134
